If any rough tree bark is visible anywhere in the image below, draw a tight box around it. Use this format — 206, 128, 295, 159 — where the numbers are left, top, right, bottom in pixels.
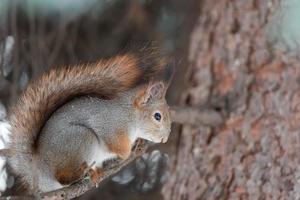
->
163, 1, 300, 199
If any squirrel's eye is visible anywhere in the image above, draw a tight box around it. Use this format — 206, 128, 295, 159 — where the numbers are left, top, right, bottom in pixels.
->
154, 112, 161, 121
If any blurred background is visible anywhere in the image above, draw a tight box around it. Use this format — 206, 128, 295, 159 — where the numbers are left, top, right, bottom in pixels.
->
0, 0, 194, 105
3, 0, 300, 199
0, 0, 195, 199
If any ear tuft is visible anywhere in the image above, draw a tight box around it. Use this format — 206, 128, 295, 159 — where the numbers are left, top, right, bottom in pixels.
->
163, 62, 175, 84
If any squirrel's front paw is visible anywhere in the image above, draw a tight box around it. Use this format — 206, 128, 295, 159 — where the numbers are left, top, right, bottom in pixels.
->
133, 139, 147, 156
88, 168, 104, 187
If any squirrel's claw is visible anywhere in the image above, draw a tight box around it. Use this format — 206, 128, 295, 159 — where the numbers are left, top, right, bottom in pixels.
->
88, 167, 104, 187
133, 139, 147, 156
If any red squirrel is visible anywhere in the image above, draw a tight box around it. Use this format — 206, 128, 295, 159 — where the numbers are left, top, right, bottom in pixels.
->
3, 48, 173, 194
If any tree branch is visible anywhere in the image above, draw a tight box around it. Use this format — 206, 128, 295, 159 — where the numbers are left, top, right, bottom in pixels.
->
0, 145, 146, 200
170, 106, 223, 127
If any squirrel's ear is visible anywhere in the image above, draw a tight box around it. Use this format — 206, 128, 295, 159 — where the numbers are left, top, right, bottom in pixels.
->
148, 82, 165, 101
134, 82, 165, 107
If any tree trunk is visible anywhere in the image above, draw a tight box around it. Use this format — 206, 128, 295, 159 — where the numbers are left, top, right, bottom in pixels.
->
163, 1, 300, 199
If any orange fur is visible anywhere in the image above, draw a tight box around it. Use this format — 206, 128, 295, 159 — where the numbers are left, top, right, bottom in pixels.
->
55, 162, 88, 185
134, 89, 145, 108
104, 131, 131, 160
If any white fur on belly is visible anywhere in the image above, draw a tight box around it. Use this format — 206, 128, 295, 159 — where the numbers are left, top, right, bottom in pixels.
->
0, 121, 11, 194
90, 138, 117, 169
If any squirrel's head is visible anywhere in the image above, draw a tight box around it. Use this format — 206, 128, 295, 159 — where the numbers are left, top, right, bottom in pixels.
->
132, 82, 171, 143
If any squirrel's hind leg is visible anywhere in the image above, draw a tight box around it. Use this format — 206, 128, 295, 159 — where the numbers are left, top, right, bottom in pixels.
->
55, 161, 91, 185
